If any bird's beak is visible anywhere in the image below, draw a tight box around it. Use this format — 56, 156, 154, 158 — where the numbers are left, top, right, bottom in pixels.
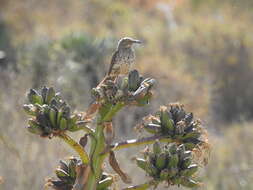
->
132, 39, 142, 44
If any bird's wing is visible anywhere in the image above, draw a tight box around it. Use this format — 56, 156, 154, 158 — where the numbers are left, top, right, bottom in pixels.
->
107, 50, 118, 75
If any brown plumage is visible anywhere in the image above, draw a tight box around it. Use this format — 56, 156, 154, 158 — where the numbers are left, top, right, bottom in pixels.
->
107, 37, 141, 78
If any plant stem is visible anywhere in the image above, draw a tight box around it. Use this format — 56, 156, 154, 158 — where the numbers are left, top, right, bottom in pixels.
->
102, 102, 125, 122
86, 102, 125, 190
111, 135, 173, 151
59, 133, 89, 164
76, 121, 95, 133
122, 180, 157, 190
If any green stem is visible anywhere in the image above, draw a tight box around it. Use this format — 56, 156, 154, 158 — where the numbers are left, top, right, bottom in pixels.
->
86, 102, 125, 190
111, 135, 173, 151
102, 102, 125, 122
122, 180, 157, 190
76, 121, 95, 133
59, 133, 89, 164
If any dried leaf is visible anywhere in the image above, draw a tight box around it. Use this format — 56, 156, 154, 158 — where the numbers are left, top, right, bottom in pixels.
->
109, 151, 132, 184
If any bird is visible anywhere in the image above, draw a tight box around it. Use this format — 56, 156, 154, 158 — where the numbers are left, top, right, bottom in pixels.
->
83, 37, 141, 120
107, 37, 141, 79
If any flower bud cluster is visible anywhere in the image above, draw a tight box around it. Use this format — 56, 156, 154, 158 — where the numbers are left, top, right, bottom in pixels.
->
23, 87, 82, 137
136, 142, 201, 188
143, 104, 202, 150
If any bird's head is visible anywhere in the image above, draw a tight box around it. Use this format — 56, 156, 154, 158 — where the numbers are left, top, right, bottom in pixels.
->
117, 37, 141, 49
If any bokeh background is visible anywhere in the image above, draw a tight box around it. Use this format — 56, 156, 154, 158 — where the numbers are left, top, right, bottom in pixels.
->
1, 0, 253, 189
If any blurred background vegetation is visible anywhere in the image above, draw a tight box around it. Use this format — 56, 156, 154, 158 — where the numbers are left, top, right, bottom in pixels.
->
0, 0, 253, 189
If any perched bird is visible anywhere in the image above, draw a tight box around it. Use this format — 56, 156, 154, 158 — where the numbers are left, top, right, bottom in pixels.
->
107, 37, 141, 79
83, 37, 141, 119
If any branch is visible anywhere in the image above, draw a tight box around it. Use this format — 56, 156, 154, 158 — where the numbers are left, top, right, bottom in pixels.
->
111, 135, 173, 151
101, 102, 125, 122
59, 133, 89, 164
122, 180, 157, 190
76, 121, 94, 133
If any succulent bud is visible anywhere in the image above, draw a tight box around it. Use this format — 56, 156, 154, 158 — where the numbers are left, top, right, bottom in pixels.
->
46, 87, 56, 104
55, 168, 70, 181
181, 178, 200, 188
27, 89, 43, 105
128, 70, 140, 91
144, 123, 161, 134
136, 158, 149, 171
167, 154, 179, 169
180, 164, 198, 177
27, 119, 43, 135
153, 141, 162, 155
159, 169, 170, 180
59, 118, 68, 130
160, 108, 174, 132
49, 108, 57, 128
23, 104, 37, 116
155, 153, 167, 170
97, 177, 113, 190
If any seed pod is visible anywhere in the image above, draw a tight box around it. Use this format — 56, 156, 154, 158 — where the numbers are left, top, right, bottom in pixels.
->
148, 153, 156, 165
184, 143, 195, 150
181, 178, 199, 188
34, 103, 43, 112
128, 70, 140, 91
136, 158, 149, 171
42, 104, 50, 115
177, 144, 186, 155
159, 169, 170, 180
57, 110, 63, 126
46, 87, 55, 104
41, 86, 49, 104
62, 106, 71, 119
67, 115, 79, 131
49, 108, 57, 128
167, 154, 179, 169
23, 104, 37, 116
49, 180, 68, 188
181, 164, 198, 177
55, 168, 70, 181
27, 89, 43, 105
36, 113, 48, 127
146, 164, 159, 177
181, 157, 192, 169
161, 110, 174, 132
97, 177, 113, 190
168, 143, 177, 154
27, 119, 43, 135
184, 113, 193, 125
144, 123, 161, 134
174, 109, 186, 123
184, 123, 194, 133
181, 130, 201, 141
167, 167, 178, 178
59, 117, 68, 130
59, 160, 69, 173
50, 98, 58, 108
153, 141, 162, 155
68, 159, 77, 179
170, 176, 181, 185
180, 150, 192, 160
155, 153, 167, 170
151, 117, 161, 125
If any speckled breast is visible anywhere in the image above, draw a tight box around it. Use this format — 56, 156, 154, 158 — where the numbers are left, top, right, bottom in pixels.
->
117, 48, 135, 75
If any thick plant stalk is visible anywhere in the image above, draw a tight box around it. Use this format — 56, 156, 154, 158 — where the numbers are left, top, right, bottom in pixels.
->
111, 135, 173, 151
122, 180, 157, 190
85, 102, 125, 190
59, 133, 89, 164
